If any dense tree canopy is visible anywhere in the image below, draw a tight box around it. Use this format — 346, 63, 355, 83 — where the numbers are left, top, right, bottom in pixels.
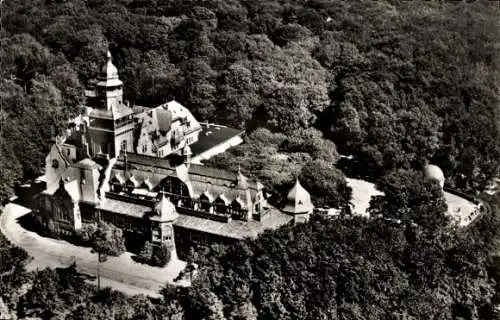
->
369, 169, 449, 231
1, 0, 500, 319
205, 127, 343, 203
1, 0, 498, 201
175, 208, 499, 320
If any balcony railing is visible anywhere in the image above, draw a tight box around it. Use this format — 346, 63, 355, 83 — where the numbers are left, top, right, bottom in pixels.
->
105, 192, 155, 207
105, 190, 262, 223
177, 206, 230, 222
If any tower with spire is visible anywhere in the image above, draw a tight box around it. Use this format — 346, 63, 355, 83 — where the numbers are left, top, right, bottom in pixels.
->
85, 50, 135, 158
282, 179, 314, 223
152, 193, 179, 253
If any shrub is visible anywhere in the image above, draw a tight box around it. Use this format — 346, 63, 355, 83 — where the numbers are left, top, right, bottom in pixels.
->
138, 241, 153, 262
150, 244, 171, 267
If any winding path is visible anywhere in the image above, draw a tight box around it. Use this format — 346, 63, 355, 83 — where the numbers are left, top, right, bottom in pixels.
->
0, 203, 187, 297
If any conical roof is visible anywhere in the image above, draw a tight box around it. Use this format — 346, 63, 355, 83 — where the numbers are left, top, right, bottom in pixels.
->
282, 179, 314, 214
154, 193, 179, 222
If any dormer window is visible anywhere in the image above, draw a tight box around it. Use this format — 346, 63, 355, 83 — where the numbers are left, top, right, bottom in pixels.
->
52, 159, 59, 168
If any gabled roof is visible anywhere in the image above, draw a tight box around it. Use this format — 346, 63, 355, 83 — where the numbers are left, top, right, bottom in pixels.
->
142, 178, 154, 191
200, 191, 214, 202
111, 172, 126, 185
112, 155, 263, 205
232, 196, 246, 209
43, 178, 81, 202
216, 193, 230, 205
134, 100, 201, 152
126, 175, 141, 188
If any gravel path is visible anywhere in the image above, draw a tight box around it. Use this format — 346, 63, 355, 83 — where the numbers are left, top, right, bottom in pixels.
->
0, 203, 188, 297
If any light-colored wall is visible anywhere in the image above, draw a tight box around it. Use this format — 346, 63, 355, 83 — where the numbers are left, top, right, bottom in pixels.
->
114, 128, 134, 157
80, 167, 100, 204
45, 145, 69, 190
135, 102, 202, 158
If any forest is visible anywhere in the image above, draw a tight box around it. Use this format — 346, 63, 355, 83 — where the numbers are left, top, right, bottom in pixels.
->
2, 189, 500, 319
1, 0, 500, 319
1, 0, 499, 200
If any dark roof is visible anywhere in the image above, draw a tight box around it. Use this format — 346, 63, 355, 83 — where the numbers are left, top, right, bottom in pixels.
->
97, 198, 151, 219
89, 103, 134, 120
156, 108, 173, 132
173, 206, 293, 239
123, 153, 176, 170
120, 153, 238, 182
189, 123, 243, 157
188, 164, 237, 181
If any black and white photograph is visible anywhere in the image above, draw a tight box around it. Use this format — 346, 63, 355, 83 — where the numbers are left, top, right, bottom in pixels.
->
0, 0, 499, 319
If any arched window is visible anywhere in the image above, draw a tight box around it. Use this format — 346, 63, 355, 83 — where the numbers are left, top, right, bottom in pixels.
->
162, 177, 189, 197
52, 159, 59, 168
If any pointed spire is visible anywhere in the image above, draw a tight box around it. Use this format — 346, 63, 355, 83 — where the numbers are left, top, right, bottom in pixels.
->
282, 179, 314, 214
98, 49, 121, 83
155, 191, 178, 221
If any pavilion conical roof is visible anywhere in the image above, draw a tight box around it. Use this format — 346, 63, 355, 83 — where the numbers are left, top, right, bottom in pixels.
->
154, 193, 179, 222
282, 179, 314, 214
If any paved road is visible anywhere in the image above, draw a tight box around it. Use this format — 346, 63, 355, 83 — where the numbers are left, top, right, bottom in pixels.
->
0, 203, 188, 297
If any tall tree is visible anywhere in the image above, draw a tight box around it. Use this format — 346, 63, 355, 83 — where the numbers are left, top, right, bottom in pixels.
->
89, 222, 126, 289
369, 169, 449, 231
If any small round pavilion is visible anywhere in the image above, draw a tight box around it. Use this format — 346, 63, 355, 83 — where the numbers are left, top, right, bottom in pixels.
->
423, 164, 445, 190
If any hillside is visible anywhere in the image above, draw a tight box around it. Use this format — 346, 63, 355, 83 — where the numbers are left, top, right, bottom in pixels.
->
1, 0, 500, 319
1, 0, 499, 200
